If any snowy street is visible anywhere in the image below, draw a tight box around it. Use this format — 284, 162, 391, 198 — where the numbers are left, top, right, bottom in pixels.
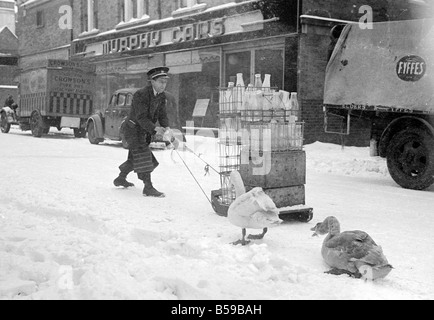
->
1, 127, 433, 300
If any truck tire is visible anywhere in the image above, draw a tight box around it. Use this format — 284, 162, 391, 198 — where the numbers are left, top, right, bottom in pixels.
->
1, 112, 11, 134
30, 111, 45, 138
387, 128, 434, 190
87, 122, 101, 145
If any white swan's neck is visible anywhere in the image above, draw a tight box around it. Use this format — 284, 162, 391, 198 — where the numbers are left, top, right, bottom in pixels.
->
230, 171, 246, 198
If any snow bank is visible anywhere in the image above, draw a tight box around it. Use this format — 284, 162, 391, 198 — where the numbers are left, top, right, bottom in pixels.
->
305, 142, 389, 177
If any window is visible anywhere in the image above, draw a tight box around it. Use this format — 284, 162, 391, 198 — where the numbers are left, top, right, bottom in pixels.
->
225, 52, 251, 85
36, 10, 44, 28
173, 0, 206, 17
178, 0, 198, 9
117, 94, 127, 106
122, 0, 149, 22
81, 0, 99, 33
110, 94, 117, 106
224, 46, 285, 90
254, 48, 284, 90
126, 94, 133, 106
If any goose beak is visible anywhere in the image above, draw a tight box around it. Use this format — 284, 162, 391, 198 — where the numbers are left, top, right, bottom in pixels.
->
310, 225, 318, 237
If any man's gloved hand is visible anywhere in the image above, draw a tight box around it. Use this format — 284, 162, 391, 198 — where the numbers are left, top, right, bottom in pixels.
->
162, 127, 174, 142
153, 127, 166, 142
155, 127, 166, 136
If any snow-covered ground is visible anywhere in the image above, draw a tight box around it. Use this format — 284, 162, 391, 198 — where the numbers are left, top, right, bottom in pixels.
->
1, 127, 433, 300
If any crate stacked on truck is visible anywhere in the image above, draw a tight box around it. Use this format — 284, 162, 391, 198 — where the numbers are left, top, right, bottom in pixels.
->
18, 59, 96, 138
324, 19, 434, 190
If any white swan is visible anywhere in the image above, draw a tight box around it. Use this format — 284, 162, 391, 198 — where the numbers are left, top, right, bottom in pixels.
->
228, 171, 282, 246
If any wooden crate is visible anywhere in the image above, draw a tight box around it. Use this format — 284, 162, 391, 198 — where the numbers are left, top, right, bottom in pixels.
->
240, 150, 306, 189
246, 185, 305, 208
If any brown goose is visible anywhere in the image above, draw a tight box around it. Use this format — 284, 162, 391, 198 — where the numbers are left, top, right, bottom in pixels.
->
311, 216, 393, 280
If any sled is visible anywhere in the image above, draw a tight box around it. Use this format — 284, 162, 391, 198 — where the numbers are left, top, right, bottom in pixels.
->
278, 205, 314, 223
211, 189, 313, 223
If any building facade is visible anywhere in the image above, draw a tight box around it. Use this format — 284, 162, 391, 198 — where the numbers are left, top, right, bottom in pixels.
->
0, 0, 18, 106
15, 0, 430, 144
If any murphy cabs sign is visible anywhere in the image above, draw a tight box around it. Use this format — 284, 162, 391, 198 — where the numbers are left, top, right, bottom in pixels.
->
103, 18, 225, 54
83, 10, 265, 57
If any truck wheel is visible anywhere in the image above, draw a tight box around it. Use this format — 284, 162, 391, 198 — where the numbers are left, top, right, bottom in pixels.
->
1, 112, 11, 134
74, 128, 86, 138
87, 122, 101, 145
387, 128, 434, 190
30, 111, 45, 138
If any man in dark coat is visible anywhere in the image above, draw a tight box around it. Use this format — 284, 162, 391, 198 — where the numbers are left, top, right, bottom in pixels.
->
113, 67, 173, 198
4, 95, 14, 108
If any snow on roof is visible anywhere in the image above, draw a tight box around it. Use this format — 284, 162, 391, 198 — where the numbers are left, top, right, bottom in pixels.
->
0, 85, 18, 89
300, 14, 356, 25
18, 0, 50, 8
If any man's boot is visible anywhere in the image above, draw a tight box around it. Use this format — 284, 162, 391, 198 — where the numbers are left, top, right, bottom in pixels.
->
142, 173, 165, 198
113, 172, 135, 188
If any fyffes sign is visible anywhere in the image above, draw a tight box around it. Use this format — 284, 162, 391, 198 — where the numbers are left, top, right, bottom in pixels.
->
396, 55, 426, 82
103, 18, 225, 55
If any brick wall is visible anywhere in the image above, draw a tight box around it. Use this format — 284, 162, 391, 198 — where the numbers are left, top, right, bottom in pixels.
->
0, 65, 18, 84
299, 33, 328, 144
71, 0, 119, 37
69, 0, 244, 37
17, 0, 72, 57
298, 19, 372, 146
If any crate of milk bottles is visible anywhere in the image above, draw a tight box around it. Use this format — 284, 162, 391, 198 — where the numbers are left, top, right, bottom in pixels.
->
216, 73, 305, 206
239, 74, 304, 152
217, 80, 242, 205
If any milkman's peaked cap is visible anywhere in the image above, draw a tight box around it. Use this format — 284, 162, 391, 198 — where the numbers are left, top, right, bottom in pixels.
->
148, 67, 170, 80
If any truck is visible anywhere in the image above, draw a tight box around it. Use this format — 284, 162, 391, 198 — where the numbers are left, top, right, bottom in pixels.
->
324, 18, 434, 190
2, 59, 96, 138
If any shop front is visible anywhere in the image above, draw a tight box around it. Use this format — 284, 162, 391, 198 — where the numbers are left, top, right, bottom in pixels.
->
72, 1, 299, 132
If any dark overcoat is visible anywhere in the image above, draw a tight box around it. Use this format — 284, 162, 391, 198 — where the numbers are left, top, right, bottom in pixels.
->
4, 96, 14, 108
124, 85, 169, 174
